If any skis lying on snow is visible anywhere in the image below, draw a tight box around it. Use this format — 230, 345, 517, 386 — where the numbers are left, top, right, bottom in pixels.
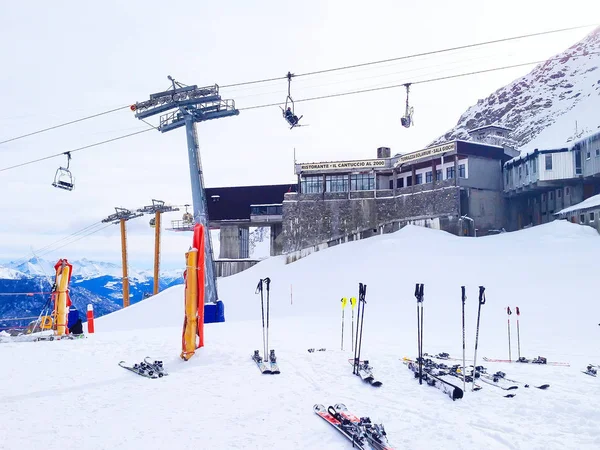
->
483, 356, 570, 367
484, 370, 549, 390
144, 357, 169, 377
349, 359, 382, 387
314, 403, 394, 450
582, 365, 597, 377
403, 357, 464, 400
308, 348, 326, 353
119, 361, 160, 379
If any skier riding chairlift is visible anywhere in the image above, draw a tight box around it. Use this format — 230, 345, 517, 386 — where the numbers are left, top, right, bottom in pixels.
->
400, 83, 414, 128
281, 71, 304, 129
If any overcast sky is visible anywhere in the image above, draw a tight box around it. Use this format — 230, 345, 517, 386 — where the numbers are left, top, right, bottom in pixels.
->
0, 0, 598, 270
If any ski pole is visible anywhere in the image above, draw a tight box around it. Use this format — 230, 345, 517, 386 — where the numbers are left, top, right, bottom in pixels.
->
354, 284, 367, 375
255, 279, 266, 360
461, 286, 466, 394
341, 297, 348, 351
415, 283, 424, 385
516, 306, 521, 360
472, 286, 486, 391
507, 306, 512, 362
350, 297, 357, 352
265, 277, 271, 359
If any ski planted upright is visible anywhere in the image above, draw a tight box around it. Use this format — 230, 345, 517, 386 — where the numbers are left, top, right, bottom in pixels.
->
352, 283, 380, 387
253, 277, 280, 375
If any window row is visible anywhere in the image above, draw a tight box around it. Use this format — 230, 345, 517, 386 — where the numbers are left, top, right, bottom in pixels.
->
388, 165, 465, 189
301, 174, 375, 193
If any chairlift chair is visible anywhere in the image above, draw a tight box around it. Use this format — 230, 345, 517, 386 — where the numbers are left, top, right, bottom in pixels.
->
280, 71, 304, 129
149, 217, 156, 228
52, 152, 74, 191
182, 204, 193, 224
400, 83, 414, 128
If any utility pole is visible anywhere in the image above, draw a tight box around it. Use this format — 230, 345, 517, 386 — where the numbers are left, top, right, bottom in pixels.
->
102, 207, 143, 308
137, 199, 179, 295
130, 76, 239, 305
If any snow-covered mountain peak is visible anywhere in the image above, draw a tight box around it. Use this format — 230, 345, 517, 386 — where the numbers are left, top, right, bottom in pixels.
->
430, 26, 600, 151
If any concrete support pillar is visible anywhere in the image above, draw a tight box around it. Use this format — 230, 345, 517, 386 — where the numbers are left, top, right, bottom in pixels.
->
219, 224, 249, 259
431, 159, 437, 184
270, 223, 283, 256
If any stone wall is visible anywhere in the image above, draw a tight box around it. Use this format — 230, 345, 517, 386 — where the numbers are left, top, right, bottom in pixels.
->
282, 180, 460, 253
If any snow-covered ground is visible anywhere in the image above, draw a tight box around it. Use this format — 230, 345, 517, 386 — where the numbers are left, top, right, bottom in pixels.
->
1, 222, 599, 449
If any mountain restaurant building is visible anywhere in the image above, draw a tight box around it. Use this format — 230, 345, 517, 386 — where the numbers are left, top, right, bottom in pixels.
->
282, 141, 518, 253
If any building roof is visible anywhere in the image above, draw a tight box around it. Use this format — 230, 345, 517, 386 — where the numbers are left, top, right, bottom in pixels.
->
556, 194, 600, 215
468, 124, 514, 134
206, 184, 297, 221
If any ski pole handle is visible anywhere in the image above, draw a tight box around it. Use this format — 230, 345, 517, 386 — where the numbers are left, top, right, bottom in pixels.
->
359, 283, 367, 302
516, 306, 520, 316
414, 283, 424, 302
478, 286, 486, 305
264, 277, 271, 292
255, 279, 263, 294
507, 306, 512, 315
461, 286, 466, 303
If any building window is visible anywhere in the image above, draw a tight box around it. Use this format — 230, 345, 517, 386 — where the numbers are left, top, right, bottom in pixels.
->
525, 164, 529, 176
458, 164, 466, 178
416, 174, 423, 185
446, 167, 455, 179
300, 176, 322, 194
436, 169, 442, 181
251, 205, 282, 215
586, 151, 591, 160
550, 192, 554, 200
426, 171, 433, 183
566, 187, 570, 195
545, 154, 552, 170
580, 214, 585, 224
406, 176, 412, 187
542, 193, 546, 202
350, 173, 375, 191
590, 212, 595, 222
325, 175, 348, 192
558, 189, 562, 198
389, 179, 393, 189
533, 159, 537, 173
596, 149, 600, 157
397, 178, 404, 188
575, 150, 582, 175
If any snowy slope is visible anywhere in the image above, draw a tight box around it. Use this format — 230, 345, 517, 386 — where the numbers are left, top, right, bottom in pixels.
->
1, 222, 599, 450
430, 26, 600, 150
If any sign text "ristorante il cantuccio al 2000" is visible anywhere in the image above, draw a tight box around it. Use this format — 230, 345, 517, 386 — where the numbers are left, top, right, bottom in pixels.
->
299, 159, 386, 172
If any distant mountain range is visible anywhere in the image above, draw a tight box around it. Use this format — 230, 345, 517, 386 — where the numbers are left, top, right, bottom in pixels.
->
0, 257, 184, 330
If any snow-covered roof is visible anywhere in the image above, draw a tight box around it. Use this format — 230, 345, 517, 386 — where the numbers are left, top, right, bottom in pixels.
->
556, 193, 600, 215
468, 124, 513, 134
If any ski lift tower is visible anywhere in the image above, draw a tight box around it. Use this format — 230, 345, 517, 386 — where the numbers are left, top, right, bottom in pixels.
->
130, 76, 239, 305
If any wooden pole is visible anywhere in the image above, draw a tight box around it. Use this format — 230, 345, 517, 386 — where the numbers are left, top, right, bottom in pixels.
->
120, 218, 130, 308
153, 211, 161, 295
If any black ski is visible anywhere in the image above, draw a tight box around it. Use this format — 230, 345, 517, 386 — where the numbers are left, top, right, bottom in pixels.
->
349, 359, 382, 387
404, 358, 463, 400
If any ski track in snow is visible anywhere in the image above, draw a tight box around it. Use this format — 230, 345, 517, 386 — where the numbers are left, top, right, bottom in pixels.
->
1, 222, 599, 449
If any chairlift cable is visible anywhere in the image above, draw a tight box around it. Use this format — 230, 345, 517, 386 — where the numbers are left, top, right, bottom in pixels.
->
0, 128, 153, 172
0, 105, 131, 146
221, 23, 597, 89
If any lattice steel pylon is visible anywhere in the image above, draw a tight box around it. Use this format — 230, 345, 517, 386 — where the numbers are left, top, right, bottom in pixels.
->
130, 76, 239, 304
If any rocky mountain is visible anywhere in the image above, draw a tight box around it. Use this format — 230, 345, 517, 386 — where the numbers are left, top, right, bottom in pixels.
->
430, 26, 600, 151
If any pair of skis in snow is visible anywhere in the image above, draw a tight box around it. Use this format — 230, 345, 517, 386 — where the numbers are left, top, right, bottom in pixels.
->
314, 403, 394, 450
252, 277, 281, 375
402, 357, 464, 400
583, 364, 597, 377
482, 356, 570, 366
119, 357, 168, 379
351, 283, 382, 387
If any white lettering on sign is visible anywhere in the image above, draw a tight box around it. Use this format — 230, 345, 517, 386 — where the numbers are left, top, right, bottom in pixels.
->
395, 142, 456, 167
